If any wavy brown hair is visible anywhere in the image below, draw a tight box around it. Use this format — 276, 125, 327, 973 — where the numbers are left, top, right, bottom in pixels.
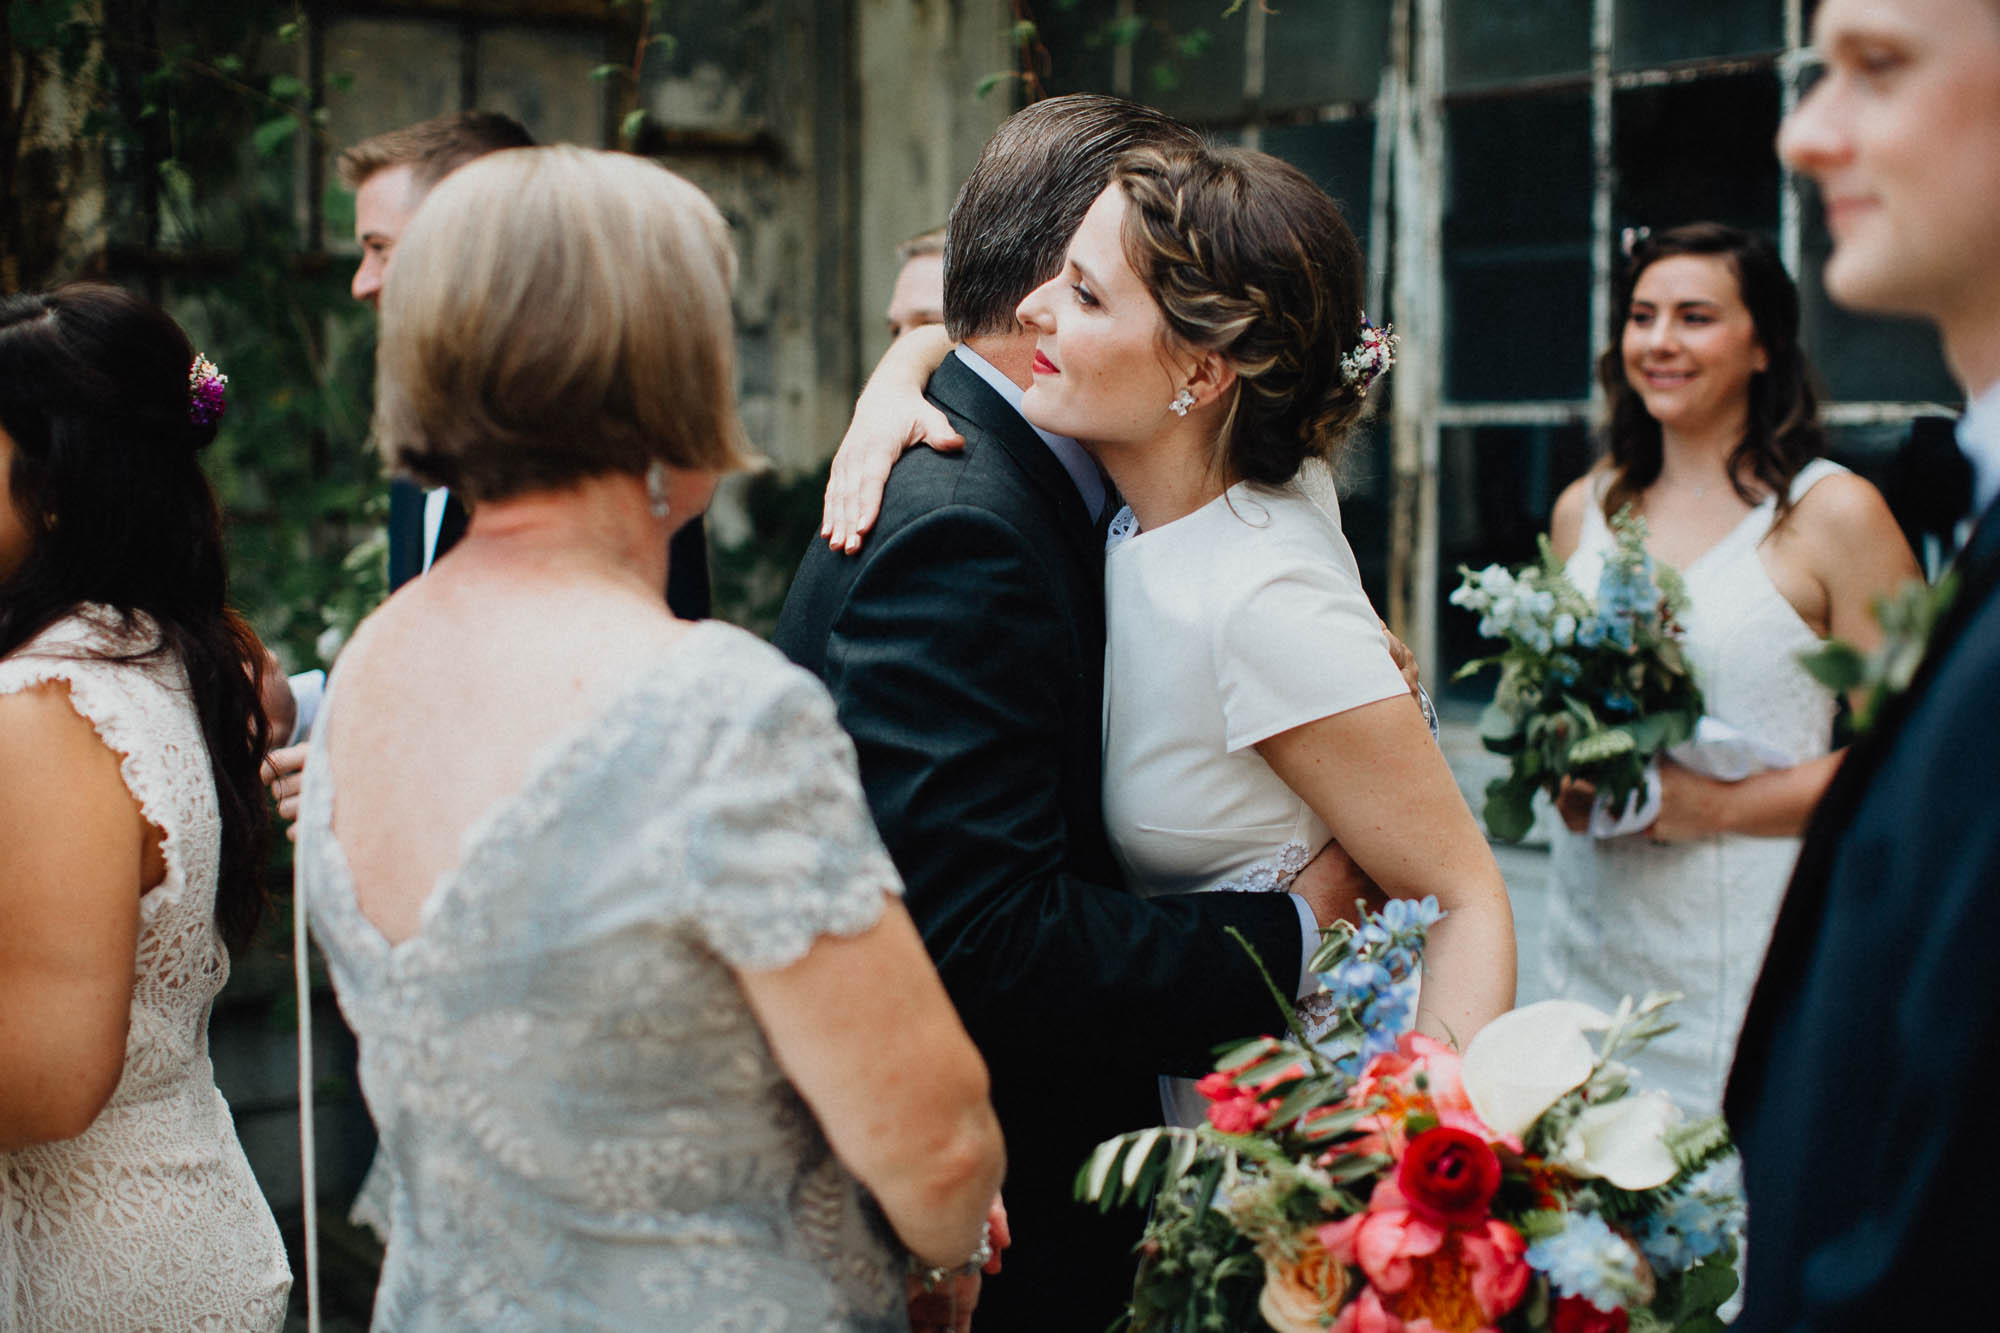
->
0, 284, 271, 952
1599, 222, 1824, 524
1112, 146, 1370, 487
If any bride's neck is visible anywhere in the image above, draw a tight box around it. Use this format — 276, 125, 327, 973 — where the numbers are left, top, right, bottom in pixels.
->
1094, 426, 1229, 532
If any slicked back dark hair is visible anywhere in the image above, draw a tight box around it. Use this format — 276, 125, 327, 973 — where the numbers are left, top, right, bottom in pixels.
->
0, 284, 271, 952
944, 94, 1201, 339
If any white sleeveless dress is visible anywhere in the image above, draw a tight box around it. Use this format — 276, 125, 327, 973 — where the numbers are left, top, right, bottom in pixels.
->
1543, 461, 1847, 1114
1101, 480, 1411, 1124
0, 608, 290, 1332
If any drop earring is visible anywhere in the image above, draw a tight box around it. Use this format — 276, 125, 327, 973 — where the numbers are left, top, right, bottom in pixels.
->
645, 460, 672, 520
1168, 387, 1195, 417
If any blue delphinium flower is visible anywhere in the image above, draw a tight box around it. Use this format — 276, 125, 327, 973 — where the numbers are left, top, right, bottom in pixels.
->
1602, 690, 1637, 716
1642, 1157, 1746, 1270
1576, 616, 1607, 649
1525, 1212, 1646, 1312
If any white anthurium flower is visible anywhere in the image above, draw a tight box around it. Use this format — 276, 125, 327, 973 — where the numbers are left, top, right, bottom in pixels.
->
1461, 1000, 1613, 1138
1558, 1090, 1682, 1190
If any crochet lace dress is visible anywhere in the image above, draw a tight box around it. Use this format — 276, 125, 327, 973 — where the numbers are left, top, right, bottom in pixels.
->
0, 608, 290, 1332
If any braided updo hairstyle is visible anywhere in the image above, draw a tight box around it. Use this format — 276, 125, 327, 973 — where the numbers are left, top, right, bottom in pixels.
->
1112, 146, 1370, 486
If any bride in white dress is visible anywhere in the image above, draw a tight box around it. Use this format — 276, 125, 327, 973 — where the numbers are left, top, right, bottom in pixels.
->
1544, 224, 1920, 1113
1011, 147, 1513, 1120
823, 147, 1516, 1127
0, 285, 289, 1330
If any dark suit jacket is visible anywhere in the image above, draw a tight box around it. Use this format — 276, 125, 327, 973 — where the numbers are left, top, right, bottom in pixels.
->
1725, 495, 2000, 1331
773, 355, 1305, 1331
388, 478, 711, 617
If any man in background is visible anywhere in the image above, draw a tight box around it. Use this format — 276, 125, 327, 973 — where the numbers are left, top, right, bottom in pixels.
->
885, 225, 945, 340
1726, 0, 2000, 1325
269, 112, 711, 785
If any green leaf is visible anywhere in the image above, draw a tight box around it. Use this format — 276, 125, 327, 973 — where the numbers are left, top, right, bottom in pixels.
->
620, 108, 648, 143
589, 62, 623, 83
1176, 30, 1212, 58
973, 71, 1007, 99
277, 20, 302, 43
252, 115, 298, 157
1104, 16, 1144, 44
1011, 20, 1038, 45
268, 72, 308, 101
1483, 777, 1536, 843
1797, 639, 1866, 694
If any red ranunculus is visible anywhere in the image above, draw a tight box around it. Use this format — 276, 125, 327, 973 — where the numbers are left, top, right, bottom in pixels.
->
1395, 1126, 1502, 1228
1206, 1092, 1274, 1135
1551, 1295, 1630, 1333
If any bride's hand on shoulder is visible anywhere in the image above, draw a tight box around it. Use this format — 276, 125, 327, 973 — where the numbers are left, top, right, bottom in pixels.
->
823, 325, 962, 554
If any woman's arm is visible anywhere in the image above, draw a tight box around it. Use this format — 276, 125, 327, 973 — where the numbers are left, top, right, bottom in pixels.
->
822, 324, 959, 553
1256, 695, 1516, 1049
1619, 473, 1923, 842
0, 682, 150, 1150
737, 895, 1004, 1269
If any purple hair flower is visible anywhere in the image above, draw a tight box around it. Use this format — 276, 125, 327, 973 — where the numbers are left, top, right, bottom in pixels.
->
188, 354, 229, 426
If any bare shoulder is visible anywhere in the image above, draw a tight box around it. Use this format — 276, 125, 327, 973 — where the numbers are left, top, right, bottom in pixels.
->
0, 678, 135, 817
1784, 470, 1913, 567
1547, 471, 1601, 560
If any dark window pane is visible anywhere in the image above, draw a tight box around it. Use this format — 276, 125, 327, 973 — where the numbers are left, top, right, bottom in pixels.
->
1263, 118, 1376, 240
1613, 0, 1783, 70
1796, 179, 1961, 404
1265, 0, 1395, 109
1039, 4, 1118, 97
1445, 0, 1590, 90
1129, 0, 1249, 124
1437, 422, 1595, 696
1444, 93, 1594, 401
1333, 417, 1394, 615
1612, 72, 1781, 239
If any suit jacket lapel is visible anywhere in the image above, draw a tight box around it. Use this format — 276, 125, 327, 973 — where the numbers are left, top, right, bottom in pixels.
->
1729, 492, 2000, 1119
925, 355, 1102, 562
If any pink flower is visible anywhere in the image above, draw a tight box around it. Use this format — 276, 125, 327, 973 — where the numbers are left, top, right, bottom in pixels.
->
1329, 1286, 1404, 1333
1207, 1092, 1274, 1134
1459, 1220, 1529, 1320
1319, 1178, 1444, 1293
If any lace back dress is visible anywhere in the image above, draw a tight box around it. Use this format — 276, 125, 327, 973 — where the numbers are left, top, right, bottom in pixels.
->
0, 608, 290, 1332
296, 622, 908, 1332
1543, 462, 1847, 1114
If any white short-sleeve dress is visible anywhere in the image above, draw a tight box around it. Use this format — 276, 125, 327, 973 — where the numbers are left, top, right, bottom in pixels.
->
1101, 480, 1410, 1123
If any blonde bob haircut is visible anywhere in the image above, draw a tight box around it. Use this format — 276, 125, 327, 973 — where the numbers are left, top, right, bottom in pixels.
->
373, 145, 755, 502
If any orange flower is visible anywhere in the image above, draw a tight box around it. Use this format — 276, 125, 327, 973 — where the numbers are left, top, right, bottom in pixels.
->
1257, 1235, 1353, 1333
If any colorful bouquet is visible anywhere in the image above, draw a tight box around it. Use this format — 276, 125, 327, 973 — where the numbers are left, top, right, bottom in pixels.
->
1078, 905, 1742, 1333
1450, 510, 1703, 842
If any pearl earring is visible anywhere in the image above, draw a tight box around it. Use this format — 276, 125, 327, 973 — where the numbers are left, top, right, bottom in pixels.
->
645, 460, 672, 520
1168, 388, 1195, 417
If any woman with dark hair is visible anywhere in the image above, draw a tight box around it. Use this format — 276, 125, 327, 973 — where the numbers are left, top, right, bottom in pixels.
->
0, 284, 289, 1328
1542, 223, 1918, 1112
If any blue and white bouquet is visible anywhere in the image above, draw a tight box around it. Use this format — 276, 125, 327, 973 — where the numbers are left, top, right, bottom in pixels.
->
1450, 510, 1704, 842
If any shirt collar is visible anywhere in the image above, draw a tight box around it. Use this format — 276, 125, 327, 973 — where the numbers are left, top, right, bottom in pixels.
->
953, 344, 1108, 521
1959, 379, 2000, 518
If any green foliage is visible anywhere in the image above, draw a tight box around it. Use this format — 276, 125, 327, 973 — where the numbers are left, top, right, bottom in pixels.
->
1798, 572, 1959, 732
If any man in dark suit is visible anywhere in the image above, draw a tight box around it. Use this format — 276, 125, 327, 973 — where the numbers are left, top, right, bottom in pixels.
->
1725, 1, 2000, 1326
774, 95, 1369, 1330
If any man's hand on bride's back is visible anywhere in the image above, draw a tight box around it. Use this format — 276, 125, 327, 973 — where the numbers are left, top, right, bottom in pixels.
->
1291, 837, 1386, 931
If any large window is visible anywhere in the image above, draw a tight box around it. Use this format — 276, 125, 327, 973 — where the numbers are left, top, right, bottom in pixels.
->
1032, 0, 1960, 686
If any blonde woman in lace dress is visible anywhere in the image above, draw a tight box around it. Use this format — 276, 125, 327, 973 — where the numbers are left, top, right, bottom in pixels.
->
294, 147, 1003, 1331
1543, 224, 1920, 1113
0, 285, 289, 1330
